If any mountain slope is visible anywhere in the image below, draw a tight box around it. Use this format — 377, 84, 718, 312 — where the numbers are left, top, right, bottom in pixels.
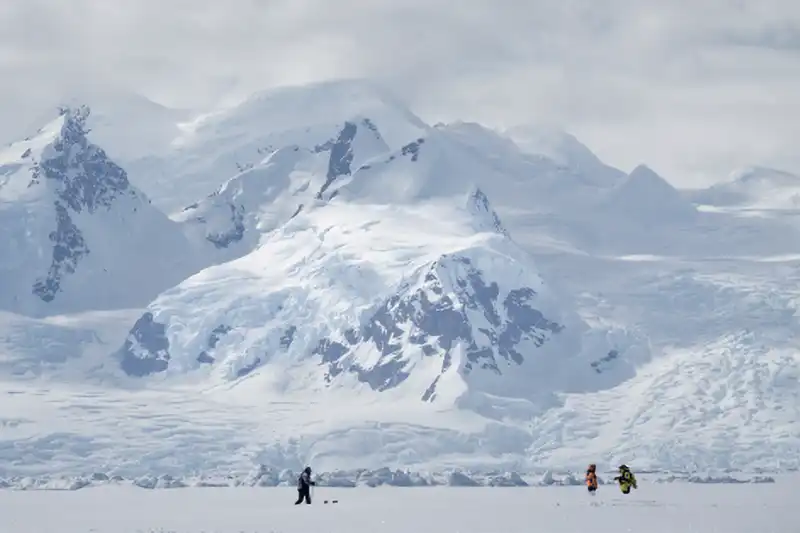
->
594, 164, 697, 224
504, 124, 626, 188
130, 79, 429, 214
0, 107, 200, 317
174, 117, 391, 259
688, 166, 800, 210
113, 192, 641, 411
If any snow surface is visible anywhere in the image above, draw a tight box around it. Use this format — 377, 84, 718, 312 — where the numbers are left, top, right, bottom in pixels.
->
687, 166, 800, 211
0, 479, 796, 533
1, 79, 800, 482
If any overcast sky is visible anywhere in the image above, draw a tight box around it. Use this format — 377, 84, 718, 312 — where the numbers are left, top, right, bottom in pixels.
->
1, 0, 798, 187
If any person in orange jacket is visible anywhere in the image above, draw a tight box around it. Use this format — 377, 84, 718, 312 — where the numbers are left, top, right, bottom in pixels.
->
585, 464, 598, 494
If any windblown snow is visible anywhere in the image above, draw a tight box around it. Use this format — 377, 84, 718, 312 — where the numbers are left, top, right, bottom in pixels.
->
1, 79, 799, 481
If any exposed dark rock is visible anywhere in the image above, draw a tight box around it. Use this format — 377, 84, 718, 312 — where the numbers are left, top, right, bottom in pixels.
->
236, 357, 262, 378
206, 203, 245, 248
314, 256, 564, 399
197, 324, 232, 364
468, 188, 509, 236
317, 122, 358, 198
118, 312, 171, 377
400, 138, 424, 161
280, 326, 297, 349
31, 202, 89, 302
590, 349, 619, 374
29, 106, 137, 303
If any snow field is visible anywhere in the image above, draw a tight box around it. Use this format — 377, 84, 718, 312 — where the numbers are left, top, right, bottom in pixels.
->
0, 480, 796, 533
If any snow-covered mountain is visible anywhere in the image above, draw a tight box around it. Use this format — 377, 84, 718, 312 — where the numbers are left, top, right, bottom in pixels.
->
504, 124, 625, 188
127, 79, 429, 214
174, 116, 392, 259
687, 166, 800, 211
115, 190, 641, 410
0, 107, 200, 317
594, 164, 698, 225
0, 79, 798, 478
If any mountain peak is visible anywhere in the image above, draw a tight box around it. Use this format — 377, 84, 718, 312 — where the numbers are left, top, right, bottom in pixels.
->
31, 105, 138, 215
688, 165, 800, 210
598, 164, 696, 223
505, 124, 599, 167
504, 124, 625, 188
628, 163, 660, 180
145, 79, 429, 213
466, 187, 509, 238
0, 108, 199, 316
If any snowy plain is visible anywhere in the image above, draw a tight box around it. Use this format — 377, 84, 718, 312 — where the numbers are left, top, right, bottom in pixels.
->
1, 479, 797, 533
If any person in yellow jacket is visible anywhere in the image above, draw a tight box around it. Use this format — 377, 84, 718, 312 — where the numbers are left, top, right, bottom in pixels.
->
613, 464, 637, 494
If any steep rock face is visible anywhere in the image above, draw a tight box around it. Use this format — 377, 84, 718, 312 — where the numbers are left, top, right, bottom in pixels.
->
467, 187, 509, 237
28, 107, 137, 302
0, 106, 199, 316
313, 253, 565, 402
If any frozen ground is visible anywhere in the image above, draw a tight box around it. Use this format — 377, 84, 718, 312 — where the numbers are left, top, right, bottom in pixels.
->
0, 479, 796, 533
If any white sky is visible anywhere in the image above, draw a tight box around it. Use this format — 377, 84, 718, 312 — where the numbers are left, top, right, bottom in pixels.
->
1, 0, 798, 187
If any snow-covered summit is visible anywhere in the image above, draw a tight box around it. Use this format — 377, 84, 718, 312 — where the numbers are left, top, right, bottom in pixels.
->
504, 124, 625, 187
133, 79, 429, 214
174, 115, 391, 259
688, 166, 800, 210
595, 164, 697, 224
0, 107, 199, 317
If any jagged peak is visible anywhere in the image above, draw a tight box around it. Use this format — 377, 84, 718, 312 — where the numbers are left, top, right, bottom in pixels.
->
465, 186, 509, 238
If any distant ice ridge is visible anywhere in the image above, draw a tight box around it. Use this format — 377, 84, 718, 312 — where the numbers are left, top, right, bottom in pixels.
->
0, 468, 777, 491
687, 166, 800, 210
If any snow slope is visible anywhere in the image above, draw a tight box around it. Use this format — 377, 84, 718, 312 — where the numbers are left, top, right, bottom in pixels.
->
174, 117, 391, 259
0, 107, 202, 317
505, 123, 625, 188
0, 480, 796, 533
116, 193, 642, 405
129, 79, 429, 214
592, 164, 698, 225
688, 166, 800, 211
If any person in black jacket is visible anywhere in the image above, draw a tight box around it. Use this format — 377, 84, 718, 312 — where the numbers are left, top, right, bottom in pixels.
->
295, 466, 316, 505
